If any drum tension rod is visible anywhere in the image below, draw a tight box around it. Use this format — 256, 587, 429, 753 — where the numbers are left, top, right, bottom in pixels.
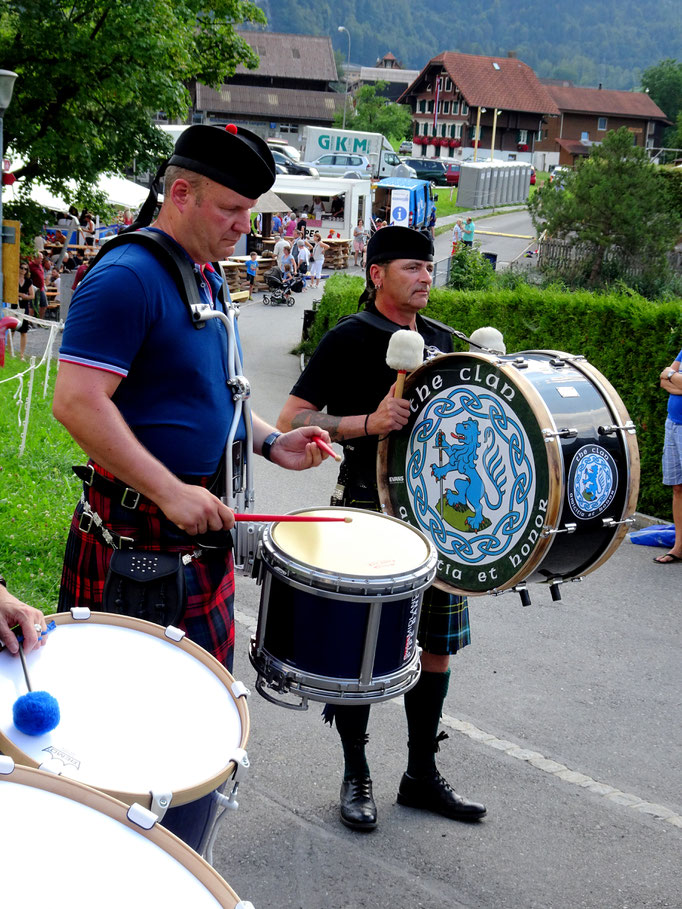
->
598, 422, 636, 435
549, 580, 563, 602
542, 428, 578, 440
602, 516, 635, 529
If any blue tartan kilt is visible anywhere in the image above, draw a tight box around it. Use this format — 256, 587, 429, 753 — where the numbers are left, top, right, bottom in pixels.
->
58, 466, 235, 671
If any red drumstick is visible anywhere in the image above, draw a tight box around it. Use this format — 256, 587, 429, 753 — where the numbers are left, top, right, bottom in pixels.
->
234, 513, 352, 523
313, 436, 342, 462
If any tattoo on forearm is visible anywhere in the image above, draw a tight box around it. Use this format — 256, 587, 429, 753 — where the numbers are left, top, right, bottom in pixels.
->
291, 411, 348, 442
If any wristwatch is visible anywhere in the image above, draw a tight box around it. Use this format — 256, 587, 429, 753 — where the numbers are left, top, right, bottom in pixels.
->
667, 370, 676, 380
0, 575, 6, 588
261, 431, 282, 462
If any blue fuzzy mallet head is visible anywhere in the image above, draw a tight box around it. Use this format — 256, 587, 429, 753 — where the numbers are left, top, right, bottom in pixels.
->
12, 633, 60, 736
13, 690, 60, 736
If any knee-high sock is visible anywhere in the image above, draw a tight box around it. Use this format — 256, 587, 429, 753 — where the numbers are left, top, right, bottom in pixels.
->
333, 703, 371, 780
403, 669, 450, 777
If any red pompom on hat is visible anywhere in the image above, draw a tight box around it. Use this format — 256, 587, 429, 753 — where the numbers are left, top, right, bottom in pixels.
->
225, 124, 238, 135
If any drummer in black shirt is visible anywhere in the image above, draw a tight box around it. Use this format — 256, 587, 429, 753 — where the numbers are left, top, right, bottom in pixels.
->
278, 226, 486, 831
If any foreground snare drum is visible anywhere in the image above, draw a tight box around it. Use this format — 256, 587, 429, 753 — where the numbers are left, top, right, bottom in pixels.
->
250, 508, 437, 707
378, 351, 639, 600
0, 761, 253, 908
0, 611, 249, 822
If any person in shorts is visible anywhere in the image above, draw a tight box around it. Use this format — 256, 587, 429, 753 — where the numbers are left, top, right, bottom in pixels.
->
656, 350, 682, 563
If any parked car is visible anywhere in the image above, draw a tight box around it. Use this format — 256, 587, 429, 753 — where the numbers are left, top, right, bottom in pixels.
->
306, 153, 372, 178
399, 140, 413, 155
270, 150, 319, 177
266, 138, 301, 162
549, 165, 570, 187
445, 163, 460, 187
401, 158, 450, 186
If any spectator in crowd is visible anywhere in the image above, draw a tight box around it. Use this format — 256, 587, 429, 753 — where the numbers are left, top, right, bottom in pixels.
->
656, 351, 682, 564
13, 262, 34, 359
309, 231, 329, 289
285, 213, 297, 238
273, 237, 290, 269
353, 219, 367, 267
28, 254, 47, 319
451, 219, 463, 254
245, 251, 258, 300
272, 212, 283, 235
462, 217, 475, 247
72, 258, 90, 290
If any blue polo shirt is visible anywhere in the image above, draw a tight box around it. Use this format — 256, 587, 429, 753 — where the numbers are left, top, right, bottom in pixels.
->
668, 348, 682, 424
59, 231, 246, 476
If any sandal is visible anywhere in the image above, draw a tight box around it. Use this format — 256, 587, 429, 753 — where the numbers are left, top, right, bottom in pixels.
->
653, 552, 682, 564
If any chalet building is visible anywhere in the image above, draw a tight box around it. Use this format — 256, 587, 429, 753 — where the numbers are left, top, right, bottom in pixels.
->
398, 52, 559, 162
347, 53, 420, 102
535, 83, 669, 168
179, 31, 343, 141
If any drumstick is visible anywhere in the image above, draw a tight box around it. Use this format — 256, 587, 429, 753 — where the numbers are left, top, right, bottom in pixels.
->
12, 644, 61, 736
313, 436, 342, 462
234, 513, 352, 523
386, 329, 424, 398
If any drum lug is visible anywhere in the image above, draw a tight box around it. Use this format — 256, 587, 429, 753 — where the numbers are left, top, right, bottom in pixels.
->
542, 427, 578, 440
602, 516, 635, 529
127, 802, 159, 830
542, 523, 577, 537
549, 579, 563, 602
231, 680, 250, 700
511, 357, 529, 369
512, 584, 531, 607
228, 748, 250, 785
149, 790, 173, 821
599, 421, 637, 435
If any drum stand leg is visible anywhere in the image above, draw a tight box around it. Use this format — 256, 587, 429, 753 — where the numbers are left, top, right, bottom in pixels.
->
202, 748, 250, 866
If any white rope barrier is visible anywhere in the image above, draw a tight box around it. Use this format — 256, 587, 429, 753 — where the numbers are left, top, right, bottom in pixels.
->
1, 309, 65, 458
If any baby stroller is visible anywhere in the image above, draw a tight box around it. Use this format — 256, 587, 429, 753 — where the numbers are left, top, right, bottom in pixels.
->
263, 266, 296, 306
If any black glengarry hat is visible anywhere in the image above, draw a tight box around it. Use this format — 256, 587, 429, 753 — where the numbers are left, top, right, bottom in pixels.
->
129, 124, 276, 230
365, 225, 434, 268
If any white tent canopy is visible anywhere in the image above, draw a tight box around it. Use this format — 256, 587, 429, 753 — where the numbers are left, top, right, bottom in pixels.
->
2, 170, 149, 213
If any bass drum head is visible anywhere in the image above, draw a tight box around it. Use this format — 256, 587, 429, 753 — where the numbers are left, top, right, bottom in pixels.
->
0, 762, 244, 908
378, 352, 562, 595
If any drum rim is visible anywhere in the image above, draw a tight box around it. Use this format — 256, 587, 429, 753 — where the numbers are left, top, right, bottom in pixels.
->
261, 506, 438, 595
378, 351, 564, 595
0, 762, 242, 905
0, 611, 250, 809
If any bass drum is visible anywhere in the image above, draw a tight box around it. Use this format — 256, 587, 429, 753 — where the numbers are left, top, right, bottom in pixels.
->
378, 350, 639, 597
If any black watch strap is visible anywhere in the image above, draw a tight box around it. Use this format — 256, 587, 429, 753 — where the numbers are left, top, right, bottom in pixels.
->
0, 575, 7, 588
262, 431, 282, 462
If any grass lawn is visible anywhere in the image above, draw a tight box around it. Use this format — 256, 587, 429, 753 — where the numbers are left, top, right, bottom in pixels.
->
434, 187, 467, 219
0, 356, 83, 614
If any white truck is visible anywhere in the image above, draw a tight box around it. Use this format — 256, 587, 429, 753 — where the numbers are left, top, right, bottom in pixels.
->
299, 126, 401, 180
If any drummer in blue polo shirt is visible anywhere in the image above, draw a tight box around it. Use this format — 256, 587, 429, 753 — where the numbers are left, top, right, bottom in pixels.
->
52, 124, 331, 849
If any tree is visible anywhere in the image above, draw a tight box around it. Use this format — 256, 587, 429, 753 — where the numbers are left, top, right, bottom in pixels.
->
0, 0, 266, 196
333, 81, 412, 143
641, 58, 682, 151
529, 128, 681, 289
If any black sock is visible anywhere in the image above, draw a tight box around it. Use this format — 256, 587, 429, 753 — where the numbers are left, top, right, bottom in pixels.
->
334, 704, 371, 781
403, 669, 450, 777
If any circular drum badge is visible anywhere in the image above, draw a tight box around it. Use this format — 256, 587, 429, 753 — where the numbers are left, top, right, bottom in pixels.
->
567, 445, 617, 521
382, 355, 553, 594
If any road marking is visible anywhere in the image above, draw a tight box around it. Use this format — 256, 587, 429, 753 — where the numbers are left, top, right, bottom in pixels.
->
475, 230, 535, 239
235, 607, 681, 829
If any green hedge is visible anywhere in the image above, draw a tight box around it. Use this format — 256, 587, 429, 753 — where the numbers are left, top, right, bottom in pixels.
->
303, 275, 682, 519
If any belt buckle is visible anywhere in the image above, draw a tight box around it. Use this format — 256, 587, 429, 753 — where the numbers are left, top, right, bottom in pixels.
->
115, 535, 135, 551
83, 464, 95, 487
121, 487, 141, 510
78, 511, 94, 533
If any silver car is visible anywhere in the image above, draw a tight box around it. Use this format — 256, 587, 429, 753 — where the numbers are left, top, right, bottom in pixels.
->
306, 153, 372, 178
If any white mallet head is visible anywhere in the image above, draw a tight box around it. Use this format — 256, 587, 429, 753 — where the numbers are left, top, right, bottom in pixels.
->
386, 329, 425, 372
469, 326, 506, 355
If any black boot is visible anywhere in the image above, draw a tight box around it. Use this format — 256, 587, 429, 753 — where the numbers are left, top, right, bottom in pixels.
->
398, 669, 486, 822
333, 704, 377, 831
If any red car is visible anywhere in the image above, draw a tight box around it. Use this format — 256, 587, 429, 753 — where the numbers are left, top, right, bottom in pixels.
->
445, 163, 460, 186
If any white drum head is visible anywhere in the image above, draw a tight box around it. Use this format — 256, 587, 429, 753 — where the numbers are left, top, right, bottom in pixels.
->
0, 613, 248, 807
0, 763, 243, 908
271, 508, 431, 576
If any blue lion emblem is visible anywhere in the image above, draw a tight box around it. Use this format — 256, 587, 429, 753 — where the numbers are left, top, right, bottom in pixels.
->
430, 419, 487, 531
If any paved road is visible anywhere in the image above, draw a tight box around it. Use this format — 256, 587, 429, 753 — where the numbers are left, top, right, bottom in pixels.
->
207, 298, 680, 909
434, 209, 538, 269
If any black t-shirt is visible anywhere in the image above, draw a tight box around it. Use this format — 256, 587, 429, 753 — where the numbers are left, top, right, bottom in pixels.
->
291, 303, 453, 485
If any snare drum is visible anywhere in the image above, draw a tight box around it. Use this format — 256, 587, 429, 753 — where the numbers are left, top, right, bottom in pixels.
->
0, 611, 249, 818
378, 351, 639, 598
250, 507, 437, 707
0, 760, 253, 908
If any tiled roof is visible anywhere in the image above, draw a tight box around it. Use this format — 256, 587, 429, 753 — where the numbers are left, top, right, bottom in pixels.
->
556, 137, 591, 156
547, 84, 667, 120
400, 52, 560, 115
195, 83, 343, 121
235, 30, 337, 81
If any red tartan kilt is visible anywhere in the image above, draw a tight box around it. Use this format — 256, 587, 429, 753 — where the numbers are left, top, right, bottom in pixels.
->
58, 467, 235, 670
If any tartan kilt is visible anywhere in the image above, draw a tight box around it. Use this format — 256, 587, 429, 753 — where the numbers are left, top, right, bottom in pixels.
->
58, 466, 235, 671
334, 483, 471, 656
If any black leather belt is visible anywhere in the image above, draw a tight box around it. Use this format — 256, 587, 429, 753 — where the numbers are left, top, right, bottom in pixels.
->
73, 465, 144, 510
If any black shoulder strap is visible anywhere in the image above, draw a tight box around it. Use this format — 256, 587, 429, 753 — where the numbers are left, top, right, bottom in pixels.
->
340, 308, 456, 338
82, 230, 226, 329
